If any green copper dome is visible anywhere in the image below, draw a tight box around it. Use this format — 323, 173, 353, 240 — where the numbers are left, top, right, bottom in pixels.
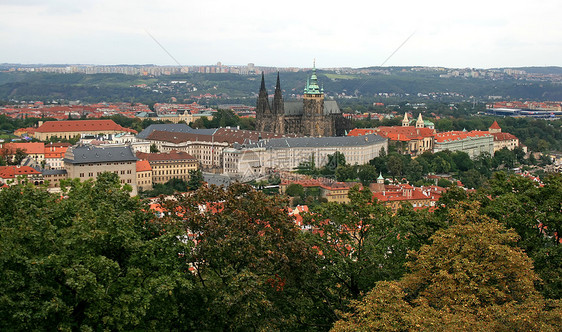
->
304, 61, 322, 95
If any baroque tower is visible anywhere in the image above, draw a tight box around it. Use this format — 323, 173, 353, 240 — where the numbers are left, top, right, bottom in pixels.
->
402, 112, 409, 127
416, 113, 425, 128
302, 61, 330, 136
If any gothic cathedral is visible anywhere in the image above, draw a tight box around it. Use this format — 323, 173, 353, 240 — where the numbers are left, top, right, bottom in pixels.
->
255, 65, 351, 137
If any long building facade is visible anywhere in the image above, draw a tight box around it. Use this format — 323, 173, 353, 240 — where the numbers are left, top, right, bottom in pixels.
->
223, 134, 387, 180
255, 66, 351, 137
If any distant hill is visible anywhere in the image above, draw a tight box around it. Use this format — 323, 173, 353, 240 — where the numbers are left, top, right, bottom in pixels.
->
1, 68, 562, 104
497, 66, 562, 75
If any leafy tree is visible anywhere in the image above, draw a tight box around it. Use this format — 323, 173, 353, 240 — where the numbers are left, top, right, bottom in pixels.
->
493, 147, 516, 169
150, 143, 159, 153
432, 155, 451, 173
161, 183, 318, 330
296, 155, 317, 175
140, 178, 189, 197
332, 201, 562, 331
326, 151, 346, 170
386, 154, 403, 179
437, 178, 452, 188
404, 159, 423, 182
461, 168, 486, 189
356, 164, 378, 185
187, 169, 204, 191
483, 173, 562, 299
0, 173, 193, 330
335, 165, 357, 182
302, 188, 396, 318
451, 151, 473, 172
285, 183, 305, 197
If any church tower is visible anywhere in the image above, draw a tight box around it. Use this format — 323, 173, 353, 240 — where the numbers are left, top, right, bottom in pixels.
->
303, 61, 328, 136
416, 113, 425, 128
272, 72, 285, 134
255, 72, 272, 132
402, 113, 409, 127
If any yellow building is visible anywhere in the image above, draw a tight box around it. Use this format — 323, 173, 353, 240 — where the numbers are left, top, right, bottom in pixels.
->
136, 160, 153, 191
136, 151, 198, 184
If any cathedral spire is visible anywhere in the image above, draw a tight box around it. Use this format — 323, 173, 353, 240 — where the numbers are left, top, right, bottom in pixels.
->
273, 71, 284, 116
260, 71, 267, 92
257, 71, 271, 115
275, 71, 281, 93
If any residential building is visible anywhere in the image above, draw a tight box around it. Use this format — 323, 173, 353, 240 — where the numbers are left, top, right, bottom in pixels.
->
145, 127, 290, 172
63, 144, 138, 195
41, 169, 68, 190
280, 177, 361, 204
0, 166, 44, 186
1, 142, 45, 163
44, 143, 71, 169
223, 134, 387, 180
136, 160, 153, 191
434, 130, 494, 158
136, 151, 198, 184
488, 121, 520, 153
348, 113, 435, 156
371, 183, 444, 213
32, 119, 136, 141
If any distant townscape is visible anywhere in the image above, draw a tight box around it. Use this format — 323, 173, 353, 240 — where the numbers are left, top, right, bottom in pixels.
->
1, 61, 561, 331
1, 68, 559, 195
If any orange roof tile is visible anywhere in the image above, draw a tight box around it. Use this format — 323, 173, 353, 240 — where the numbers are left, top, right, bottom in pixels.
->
0, 166, 42, 179
492, 132, 518, 141
434, 130, 491, 143
35, 120, 137, 134
489, 121, 501, 130
136, 160, 152, 172
2, 142, 45, 155
136, 151, 197, 162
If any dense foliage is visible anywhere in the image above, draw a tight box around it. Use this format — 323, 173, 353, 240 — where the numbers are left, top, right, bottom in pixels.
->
1, 172, 561, 330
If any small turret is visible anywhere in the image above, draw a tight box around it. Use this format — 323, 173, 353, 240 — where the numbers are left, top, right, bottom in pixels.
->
416, 113, 424, 128
402, 113, 409, 127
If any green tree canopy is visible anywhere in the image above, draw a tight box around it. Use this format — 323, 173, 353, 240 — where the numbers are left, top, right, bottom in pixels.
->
0, 173, 193, 330
332, 201, 562, 331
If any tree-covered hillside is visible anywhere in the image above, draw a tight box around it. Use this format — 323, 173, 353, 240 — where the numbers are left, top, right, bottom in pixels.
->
2, 69, 562, 104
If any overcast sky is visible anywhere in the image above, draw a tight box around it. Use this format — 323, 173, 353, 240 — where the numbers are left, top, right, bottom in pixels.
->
1, 0, 561, 69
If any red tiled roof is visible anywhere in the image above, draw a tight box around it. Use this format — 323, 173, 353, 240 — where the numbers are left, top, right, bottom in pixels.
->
350, 126, 435, 141
0, 166, 42, 179
35, 120, 137, 134
434, 130, 491, 143
136, 151, 197, 162
489, 121, 501, 130
136, 159, 152, 172
2, 142, 45, 155
44, 145, 68, 159
347, 128, 377, 136
492, 132, 518, 141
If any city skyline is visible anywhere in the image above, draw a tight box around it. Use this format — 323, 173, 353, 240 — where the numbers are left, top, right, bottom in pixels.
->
2, 0, 561, 69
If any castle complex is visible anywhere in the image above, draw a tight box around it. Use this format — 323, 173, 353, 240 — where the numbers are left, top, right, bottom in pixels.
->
255, 65, 351, 137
